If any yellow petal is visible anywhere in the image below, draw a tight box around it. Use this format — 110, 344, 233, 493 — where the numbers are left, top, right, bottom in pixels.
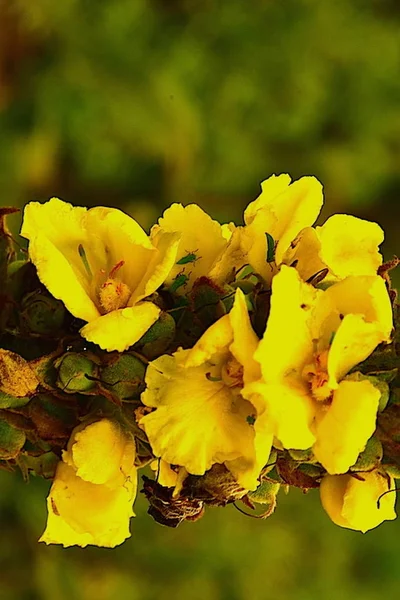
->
150, 459, 179, 488
227, 410, 274, 490
80, 302, 160, 352
320, 275, 393, 341
313, 379, 380, 474
228, 288, 261, 384
327, 314, 390, 388
320, 471, 397, 533
208, 227, 250, 284
40, 462, 136, 548
244, 380, 316, 449
244, 174, 292, 225
185, 314, 233, 368
317, 215, 384, 278
255, 266, 319, 382
130, 230, 181, 304
151, 203, 227, 292
21, 199, 100, 322
281, 227, 326, 282
84, 205, 155, 294
64, 419, 136, 487
140, 355, 256, 475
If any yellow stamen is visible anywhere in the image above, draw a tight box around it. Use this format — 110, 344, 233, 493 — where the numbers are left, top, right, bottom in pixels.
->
302, 350, 331, 402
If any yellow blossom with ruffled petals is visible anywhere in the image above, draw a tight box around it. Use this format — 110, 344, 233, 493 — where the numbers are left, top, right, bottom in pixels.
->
209, 174, 323, 285
249, 265, 393, 474
21, 198, 180, 351
320, 471, 397, 532
139, 289, 273, 491
40, 419, 137, 548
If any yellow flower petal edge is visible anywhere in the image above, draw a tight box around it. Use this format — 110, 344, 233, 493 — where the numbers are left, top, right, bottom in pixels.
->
313, 379, 381, 474
255, 265, 319, 383
80, 302, 161, 352
40, 419, 137, 548
317, 214, 384, 279
320, 471, 397, 533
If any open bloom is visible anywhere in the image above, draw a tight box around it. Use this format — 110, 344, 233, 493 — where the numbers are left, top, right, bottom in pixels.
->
209, 174, 324, 286
21, 198, 180, 351
40, 418, 137, 548
139, 289, 273, 490
320, 470, 397, 532
247, 265, 393, 474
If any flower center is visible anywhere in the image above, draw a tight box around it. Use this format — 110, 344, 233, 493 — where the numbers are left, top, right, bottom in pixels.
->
97, 261, 132, 314
221, 356, 244, 391
302, 350, 332, 402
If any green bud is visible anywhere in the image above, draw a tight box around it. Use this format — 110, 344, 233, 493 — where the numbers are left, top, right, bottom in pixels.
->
135, 312, 176, 359
350, 436, 383, 472
21, 290, 65, 335
101, 354, 146, 400
55, 353, 98, 393
0, 420, 26, 459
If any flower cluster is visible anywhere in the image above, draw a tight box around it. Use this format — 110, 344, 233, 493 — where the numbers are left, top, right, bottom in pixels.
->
0, 173, 399, 547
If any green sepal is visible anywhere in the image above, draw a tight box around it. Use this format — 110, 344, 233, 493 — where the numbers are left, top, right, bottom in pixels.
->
350, 436, 383, 472
0, 420, 26, 459
248, 479, 280, 505
135, 312, 176, 359
0, 391, 30, 409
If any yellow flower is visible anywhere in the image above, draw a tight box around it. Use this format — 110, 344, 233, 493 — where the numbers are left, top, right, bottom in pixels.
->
282, 214, 384, 283
251, 266, 392, 473
150, 203, 228, 294
139, 289, 273, 491
40, 419, 137, 548
21, 198, 180, 351
209, 174, 323, 285
320, 471, 397, 532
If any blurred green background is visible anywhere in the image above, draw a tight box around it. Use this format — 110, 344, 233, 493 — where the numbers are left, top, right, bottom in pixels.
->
0, 0, 399, 598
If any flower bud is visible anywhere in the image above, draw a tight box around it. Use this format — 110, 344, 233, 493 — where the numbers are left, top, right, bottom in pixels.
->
135, 312, 176, 359
55, 353, 98, 394
21, 290, 65, 335
320, 470, 397, 532
101, 354, 146, 401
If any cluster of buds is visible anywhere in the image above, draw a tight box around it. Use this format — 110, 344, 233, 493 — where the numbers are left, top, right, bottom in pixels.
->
0, 173, 399, 548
